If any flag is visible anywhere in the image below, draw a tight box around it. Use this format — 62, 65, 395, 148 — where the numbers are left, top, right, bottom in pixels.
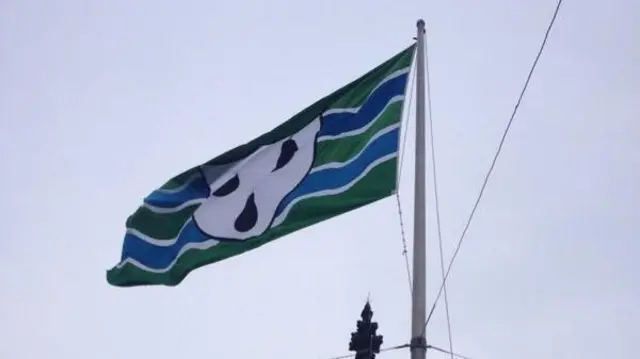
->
107, 44, 416, 287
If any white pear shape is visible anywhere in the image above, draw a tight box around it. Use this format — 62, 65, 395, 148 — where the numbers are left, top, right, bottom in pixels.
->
193, 117, 321, 240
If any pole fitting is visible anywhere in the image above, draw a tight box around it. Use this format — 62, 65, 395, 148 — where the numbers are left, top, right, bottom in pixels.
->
409, 336, 427, 350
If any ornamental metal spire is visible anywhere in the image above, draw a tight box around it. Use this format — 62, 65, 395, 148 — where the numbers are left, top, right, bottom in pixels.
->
348, 301, 384, 359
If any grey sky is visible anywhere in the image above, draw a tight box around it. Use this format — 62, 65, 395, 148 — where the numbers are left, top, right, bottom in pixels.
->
1, 0, 638, 358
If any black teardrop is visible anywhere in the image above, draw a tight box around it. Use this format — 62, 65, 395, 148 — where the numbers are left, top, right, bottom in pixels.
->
213, 174, 239, 197
273, 139, 298, 172
234, 193, 258, 232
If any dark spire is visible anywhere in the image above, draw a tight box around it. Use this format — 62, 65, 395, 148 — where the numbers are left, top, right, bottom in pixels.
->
361, 301, 373, 321
348, 300, 383, 359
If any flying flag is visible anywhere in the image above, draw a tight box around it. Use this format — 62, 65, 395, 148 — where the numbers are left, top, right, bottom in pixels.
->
107, 44, 416, 287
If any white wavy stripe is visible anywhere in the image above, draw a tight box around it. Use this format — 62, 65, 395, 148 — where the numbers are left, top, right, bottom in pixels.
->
157, 173, 200, 194
317, 95, 404, 142
311, 123, 400, 174
116, 238, 220, 273
321, 66, 411, 117
272, 152, 398, 228
126, 218, 193, 247
141, 197, 206, 214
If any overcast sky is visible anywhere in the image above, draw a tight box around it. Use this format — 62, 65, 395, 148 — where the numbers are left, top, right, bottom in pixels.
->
1, 0, 638, 358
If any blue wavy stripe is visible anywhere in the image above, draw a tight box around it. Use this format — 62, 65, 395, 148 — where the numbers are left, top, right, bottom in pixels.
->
275, 127, 399, 217
143, 172, 210, 209
120, 220, 207, 269
120, 128, 399, 270
318, 73, 408, 138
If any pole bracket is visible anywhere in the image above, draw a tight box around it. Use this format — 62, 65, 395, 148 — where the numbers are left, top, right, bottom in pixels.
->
409, 336, 427, 351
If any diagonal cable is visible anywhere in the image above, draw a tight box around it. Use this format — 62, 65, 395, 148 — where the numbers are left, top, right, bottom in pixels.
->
327, 343, 410, 359
396, 57, 418, 295
422, 0, 565, 333
427, 345, 473, 359
424, 25, 455, 359
326, 343, 472, 359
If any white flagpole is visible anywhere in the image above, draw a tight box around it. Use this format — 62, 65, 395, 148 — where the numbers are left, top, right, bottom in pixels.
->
410, 18, 427, 359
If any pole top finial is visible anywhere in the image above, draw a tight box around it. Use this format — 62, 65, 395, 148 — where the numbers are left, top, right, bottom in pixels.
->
417, 19, 425, 28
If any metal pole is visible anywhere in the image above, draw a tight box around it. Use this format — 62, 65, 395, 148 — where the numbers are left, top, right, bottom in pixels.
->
410, 18, 427, 359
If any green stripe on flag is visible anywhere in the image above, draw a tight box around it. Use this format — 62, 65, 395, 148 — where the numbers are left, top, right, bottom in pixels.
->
126, 205, 199, 240
159, 169, 199, 191
313, 101, 404, 168
202, 45, 415, 167
329, 67, 412, 110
